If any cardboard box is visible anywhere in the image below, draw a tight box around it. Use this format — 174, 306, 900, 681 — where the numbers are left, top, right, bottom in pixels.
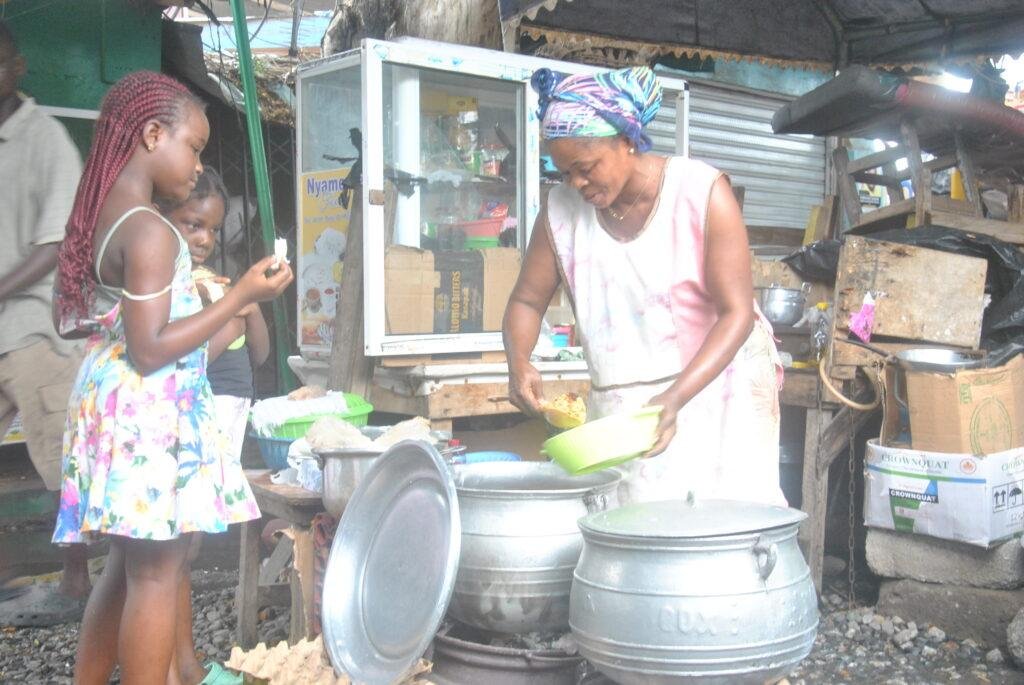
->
864, 439, 1024, 547
880, 356, 1024, 453
385, 245, 520, 335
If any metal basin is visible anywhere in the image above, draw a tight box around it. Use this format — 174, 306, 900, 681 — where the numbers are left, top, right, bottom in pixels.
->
316, 426, 449, 518
757, 285, 806, 326
449, 461, 620, 635
571, 499, 818, 684
895, 347, 985, 373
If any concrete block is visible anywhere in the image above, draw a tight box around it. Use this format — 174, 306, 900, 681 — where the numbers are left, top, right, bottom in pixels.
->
1007, 606, 1024, 667
866, 528, 1024, 589
877, 579, 1024, 648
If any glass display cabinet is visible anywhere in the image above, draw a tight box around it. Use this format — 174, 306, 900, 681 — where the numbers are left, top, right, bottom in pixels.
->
295, 38, 688, 358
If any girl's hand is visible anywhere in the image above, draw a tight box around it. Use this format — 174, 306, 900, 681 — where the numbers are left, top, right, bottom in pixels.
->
645, 390, 684, 458
509, 361, 545, 416
235, 257, 293, 303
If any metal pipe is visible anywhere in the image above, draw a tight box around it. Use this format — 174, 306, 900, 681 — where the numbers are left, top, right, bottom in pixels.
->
228, 0, 295, 393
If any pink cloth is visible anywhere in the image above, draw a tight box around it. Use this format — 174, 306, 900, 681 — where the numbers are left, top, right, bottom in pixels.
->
546, 156, 786, 506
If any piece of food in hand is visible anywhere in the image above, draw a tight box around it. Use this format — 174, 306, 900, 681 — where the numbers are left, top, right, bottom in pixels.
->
287, 385, 327, 401
305, 416, 373, 451
541, 392, 587, 429
272, 237, 288, 271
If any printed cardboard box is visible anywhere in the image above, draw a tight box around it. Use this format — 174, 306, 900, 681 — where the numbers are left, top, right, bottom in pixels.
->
864, 439, 1024, 547
385, 245, 520, 335
879, 355, 1024, 453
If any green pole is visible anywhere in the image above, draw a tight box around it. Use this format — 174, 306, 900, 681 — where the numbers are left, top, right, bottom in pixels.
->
228, 0, 296, 393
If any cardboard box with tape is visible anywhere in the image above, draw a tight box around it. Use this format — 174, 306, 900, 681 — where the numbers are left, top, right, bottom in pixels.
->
385, 245, 520, 335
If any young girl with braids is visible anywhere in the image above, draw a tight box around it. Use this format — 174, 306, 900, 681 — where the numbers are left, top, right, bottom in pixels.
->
50, 71, 292, 684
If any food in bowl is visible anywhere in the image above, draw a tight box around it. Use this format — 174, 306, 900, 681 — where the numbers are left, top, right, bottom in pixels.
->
541, 392, 587, 429
542, 406, 662, 475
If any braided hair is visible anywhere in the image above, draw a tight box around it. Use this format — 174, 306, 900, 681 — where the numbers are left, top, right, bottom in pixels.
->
155, 166, 229, 216
57, 71, 204, 321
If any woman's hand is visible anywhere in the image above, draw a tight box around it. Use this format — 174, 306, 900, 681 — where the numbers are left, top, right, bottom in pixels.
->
235, 256, 293, 304
509, 360, 545, 416
645, 389, 684, 458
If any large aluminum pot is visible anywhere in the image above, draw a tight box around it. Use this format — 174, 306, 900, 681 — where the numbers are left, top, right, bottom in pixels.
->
571, 499, 818, 684
449, 461, 620, 634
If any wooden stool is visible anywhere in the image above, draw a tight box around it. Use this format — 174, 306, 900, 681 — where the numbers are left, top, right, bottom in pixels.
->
236, 470, 324, 649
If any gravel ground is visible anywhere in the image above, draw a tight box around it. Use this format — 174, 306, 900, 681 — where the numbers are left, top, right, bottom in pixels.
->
2, 572, 1024, 684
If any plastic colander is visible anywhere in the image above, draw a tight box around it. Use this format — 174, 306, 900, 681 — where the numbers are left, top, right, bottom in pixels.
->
541, 406, 663, 475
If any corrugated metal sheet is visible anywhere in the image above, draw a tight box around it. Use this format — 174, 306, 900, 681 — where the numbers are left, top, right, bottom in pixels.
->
651, 82, 825, 231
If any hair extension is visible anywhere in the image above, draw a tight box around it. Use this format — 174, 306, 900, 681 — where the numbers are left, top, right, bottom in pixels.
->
57, 71, 203, 321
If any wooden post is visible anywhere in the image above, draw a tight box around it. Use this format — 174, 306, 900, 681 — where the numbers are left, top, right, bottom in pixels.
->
799, 407, 834, 594
327, 191, 373, 397
953, 130, 984, 217
832, 145, 862, 229
236, 519, 260, 649
900, 121, 932, 227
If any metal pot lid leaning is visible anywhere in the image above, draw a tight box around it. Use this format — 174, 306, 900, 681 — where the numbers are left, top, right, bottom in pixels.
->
579, 498, 806, 539
894, 347, 985, 373
321, 440, 460, 684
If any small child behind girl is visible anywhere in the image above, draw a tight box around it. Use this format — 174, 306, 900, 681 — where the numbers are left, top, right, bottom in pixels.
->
51, 71, 292, 685
157, 166, 270, 684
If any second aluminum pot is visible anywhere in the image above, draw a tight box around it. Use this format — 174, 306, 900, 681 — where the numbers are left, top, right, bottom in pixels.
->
571, 498, 818, 684
449, 461, 620, 634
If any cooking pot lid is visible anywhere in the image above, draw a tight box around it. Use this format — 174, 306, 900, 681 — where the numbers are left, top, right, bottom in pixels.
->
580, 498, 806, 538
321, 440, 460, 682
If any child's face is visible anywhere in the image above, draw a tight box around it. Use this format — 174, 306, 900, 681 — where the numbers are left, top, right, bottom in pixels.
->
167, 194, 226, 266
152, 102, 209, 203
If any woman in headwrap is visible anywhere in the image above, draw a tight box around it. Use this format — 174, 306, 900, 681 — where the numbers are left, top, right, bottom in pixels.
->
504, 67, 785, 506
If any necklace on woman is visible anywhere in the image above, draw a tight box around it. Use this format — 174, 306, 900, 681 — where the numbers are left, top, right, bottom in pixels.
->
603, 161, 656, 223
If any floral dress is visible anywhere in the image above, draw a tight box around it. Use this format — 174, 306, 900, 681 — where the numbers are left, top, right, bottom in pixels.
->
53, 207, 259, 543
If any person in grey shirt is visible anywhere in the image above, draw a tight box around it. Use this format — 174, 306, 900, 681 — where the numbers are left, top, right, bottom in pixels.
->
0, 19, 91, 626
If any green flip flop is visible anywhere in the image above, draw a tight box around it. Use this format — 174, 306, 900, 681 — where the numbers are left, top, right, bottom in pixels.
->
199, 661, 243, 685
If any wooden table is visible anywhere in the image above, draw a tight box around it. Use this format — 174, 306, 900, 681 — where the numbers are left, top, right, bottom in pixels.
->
369, 361, 591, 432
236, 470, 324, 649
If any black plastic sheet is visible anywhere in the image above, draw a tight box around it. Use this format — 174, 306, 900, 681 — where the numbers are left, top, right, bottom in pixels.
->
782, 225, 1024, 355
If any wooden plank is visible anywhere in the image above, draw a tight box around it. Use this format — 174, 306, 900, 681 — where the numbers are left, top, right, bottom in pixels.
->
833, 236, 987, 348
851, 171, 908, 187
259, 536, 294, 586
846, 145, 907, 175
833, 145, 862, 227
379, 351, 508, 368
246, 471, 323, 524
425, 380, 591, 419
928, 211, 1024, 246
236, 520, 260, 649
854, 197, 915, 230
802, 195, 837, 245
288, 571, 306, 645
747, 226, 805, 248
780, 369, 824, 409
1009, 185, 1024, 223
932, 195, 979, 217
900, 121, 932, 228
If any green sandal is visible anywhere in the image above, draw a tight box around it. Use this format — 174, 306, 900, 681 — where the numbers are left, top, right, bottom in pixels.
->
199, 661, 243, 685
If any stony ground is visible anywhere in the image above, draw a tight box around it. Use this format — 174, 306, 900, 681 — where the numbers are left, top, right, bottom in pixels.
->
2, 572, 1024, 684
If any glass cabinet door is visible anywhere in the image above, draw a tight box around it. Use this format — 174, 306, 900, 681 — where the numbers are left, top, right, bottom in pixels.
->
295, 56, 362, 355
362, 44, 533, 355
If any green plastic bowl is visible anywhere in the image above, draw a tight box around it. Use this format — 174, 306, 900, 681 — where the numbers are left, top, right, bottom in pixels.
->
542, 405, 662, 475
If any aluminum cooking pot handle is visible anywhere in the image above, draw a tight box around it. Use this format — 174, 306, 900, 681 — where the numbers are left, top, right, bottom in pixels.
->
752, 536, 778, 581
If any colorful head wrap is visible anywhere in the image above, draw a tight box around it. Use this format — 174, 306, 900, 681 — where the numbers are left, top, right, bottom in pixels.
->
532, 66, 663, 152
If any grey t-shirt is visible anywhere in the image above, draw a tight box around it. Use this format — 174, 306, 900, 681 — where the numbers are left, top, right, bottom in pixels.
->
0, 96, 82, 355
